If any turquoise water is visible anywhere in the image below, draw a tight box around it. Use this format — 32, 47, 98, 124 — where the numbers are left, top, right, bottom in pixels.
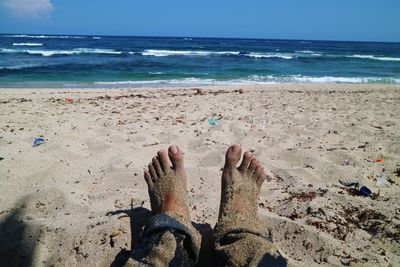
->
0, 34, 399, 87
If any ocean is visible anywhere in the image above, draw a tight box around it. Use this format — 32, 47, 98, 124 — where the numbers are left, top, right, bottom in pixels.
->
0, 34, 399, 88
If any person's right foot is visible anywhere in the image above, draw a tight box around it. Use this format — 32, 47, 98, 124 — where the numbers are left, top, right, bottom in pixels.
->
144, 145, 190, 220
218, 144, 267, 219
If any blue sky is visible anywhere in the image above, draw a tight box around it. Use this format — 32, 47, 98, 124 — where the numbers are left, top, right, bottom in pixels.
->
0, 0, 399, 42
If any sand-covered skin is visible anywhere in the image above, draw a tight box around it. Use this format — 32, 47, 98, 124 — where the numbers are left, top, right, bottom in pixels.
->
214, 145, 284, 266
144, 146, 190, 219
216, 145, 268, 238
0, 84, 399, 266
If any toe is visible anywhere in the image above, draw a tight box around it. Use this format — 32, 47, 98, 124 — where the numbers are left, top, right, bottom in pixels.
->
168, 145, 184, 171
148, 163, 157, 182
224, 144, 242, 170
257, 168, 267, 187
157, 150, 170, 172
239, 151, 253, 172
255, 166, 263, 178
144, 170, 154, 188
152, 157, 163, 176
248, 158, 258, 174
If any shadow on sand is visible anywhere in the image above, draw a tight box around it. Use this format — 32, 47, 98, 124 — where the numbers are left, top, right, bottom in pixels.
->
0, 204, 39, 267
107, 206, 152, 267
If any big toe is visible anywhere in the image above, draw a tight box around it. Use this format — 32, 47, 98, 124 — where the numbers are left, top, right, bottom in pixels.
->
168, 145, 184, 172
224, 144, 242, 170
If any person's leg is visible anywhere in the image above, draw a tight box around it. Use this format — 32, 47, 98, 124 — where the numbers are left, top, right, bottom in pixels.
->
129, 145, 201, 266
214, 144, 287, 267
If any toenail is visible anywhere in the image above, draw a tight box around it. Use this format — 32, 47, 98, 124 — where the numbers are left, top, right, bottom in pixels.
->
170, 145, 178, 154
231, 144, 240, 152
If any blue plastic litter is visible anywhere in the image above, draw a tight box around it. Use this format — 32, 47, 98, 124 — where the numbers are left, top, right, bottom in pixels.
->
359, 186, 372, 197
208, 118, 219, 126
33, 137, 46, 147
339, 178, 373, 197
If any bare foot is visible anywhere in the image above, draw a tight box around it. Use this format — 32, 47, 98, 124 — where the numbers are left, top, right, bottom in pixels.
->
144, 145, 190, 220
219, 144, 267, 219
216, 145, 287, 266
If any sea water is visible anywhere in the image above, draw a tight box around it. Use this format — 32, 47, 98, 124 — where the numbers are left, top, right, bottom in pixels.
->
0, 34, 399, 87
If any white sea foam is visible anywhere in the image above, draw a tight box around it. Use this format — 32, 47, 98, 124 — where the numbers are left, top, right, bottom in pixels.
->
95, 78, 217, 86
0, 48, 122, 56
245, 53, 294, 59
295, 50, 323, 56
12, 43, 43, 46
73, 48, 122, 54
248, 75, 400, 84
26, 50, 74, 56
93, 76, 400, 87
148, 72, 165, 75
296, 50, 314, 53
139, 49, 396, 61
92, 37, 102, 39
246, 51, 324, 59
3, 34, 86, 39
0, 48, 19, 53
141, 49, 240, 57
348, 54, 400, 62
0, 63, 41, 70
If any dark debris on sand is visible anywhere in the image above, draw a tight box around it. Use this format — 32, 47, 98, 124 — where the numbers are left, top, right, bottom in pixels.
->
284, 188, 328, 203
305, 205, 400, 241
267, 183, 400, 243
167, 88, 244, 97
0, 98, 32, 104
48, 93, 150, 104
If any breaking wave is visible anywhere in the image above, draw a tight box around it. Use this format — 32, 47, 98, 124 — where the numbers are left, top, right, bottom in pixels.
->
245, 52, 294, 59
139, 50, 327, 59
2, 34, 86, 39
141, 49, 240, 57
93, 75, 400, 86
12, 43, 43, 46
347, 54, 400, 61
0, 48, 122, 56
0, 64, 42, 70
247, 75, 400, 84
2, 46, 399, 62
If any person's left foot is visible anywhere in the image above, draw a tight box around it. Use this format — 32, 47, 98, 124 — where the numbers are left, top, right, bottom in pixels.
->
144, 145, 190, 220
218, 144, 267, 220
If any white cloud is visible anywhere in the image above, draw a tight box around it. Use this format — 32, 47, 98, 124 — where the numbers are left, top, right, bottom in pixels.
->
2, 0, 53, 18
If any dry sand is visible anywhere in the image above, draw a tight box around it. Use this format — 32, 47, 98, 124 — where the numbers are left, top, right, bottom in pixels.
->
0, 84, 399, 266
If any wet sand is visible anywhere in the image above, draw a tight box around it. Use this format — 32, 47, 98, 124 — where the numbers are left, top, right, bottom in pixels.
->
0, 84, 399, 266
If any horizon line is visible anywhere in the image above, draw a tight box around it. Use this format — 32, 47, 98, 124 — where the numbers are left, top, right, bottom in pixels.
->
1, 32, 399, 44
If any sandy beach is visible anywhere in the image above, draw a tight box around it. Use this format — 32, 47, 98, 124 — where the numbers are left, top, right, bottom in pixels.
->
0, 83, 399, 266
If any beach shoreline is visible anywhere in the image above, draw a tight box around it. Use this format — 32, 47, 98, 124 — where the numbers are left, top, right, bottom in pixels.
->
1, 81, 399, 92
1, 83, 399, 266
